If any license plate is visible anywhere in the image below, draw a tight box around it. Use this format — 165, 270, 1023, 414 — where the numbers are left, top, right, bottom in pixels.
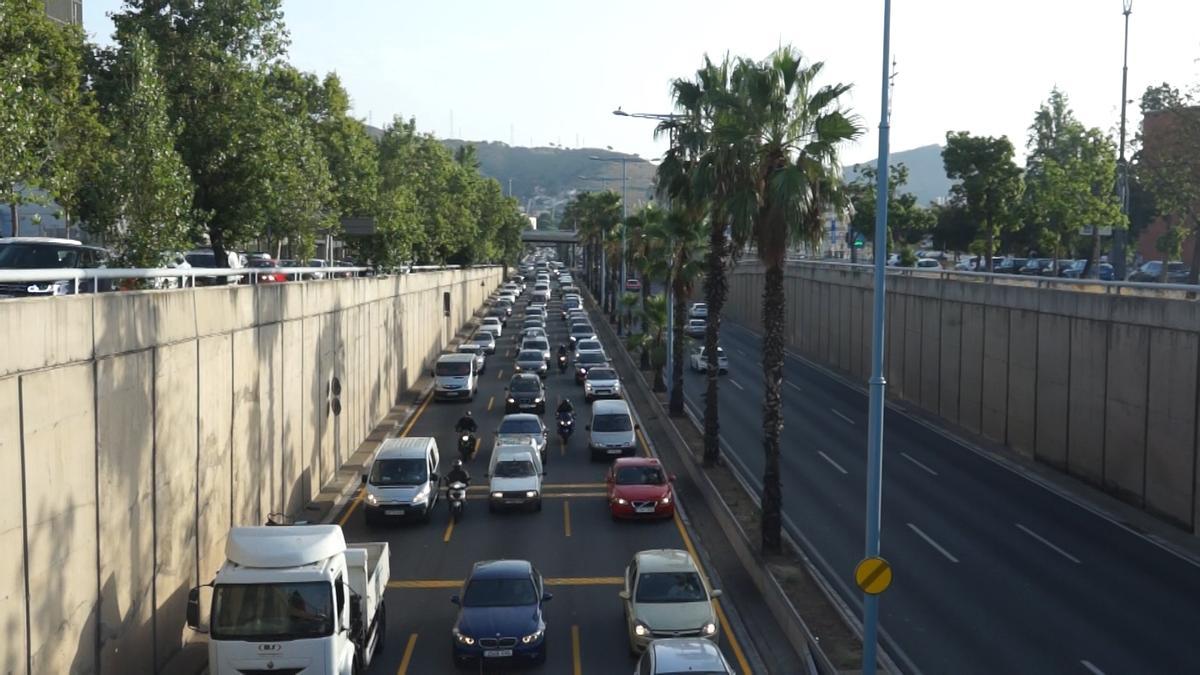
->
607, 448, 622, 455
484, 649, 513, 658
635, 505, 657, 513
504, 499, 523, 505
385, 509, 405, 516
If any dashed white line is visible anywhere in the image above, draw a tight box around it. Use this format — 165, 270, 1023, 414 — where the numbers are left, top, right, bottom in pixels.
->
1080, 660, 1106, 675
831, 408, 855, 425
907, 522, 960, 563
786, 381, 803, 394
816, 451, 848, 475
738, 349, 748, 356
900, 451, 939, 476
728, 378, 745, 391
1015, 523, 1082, 564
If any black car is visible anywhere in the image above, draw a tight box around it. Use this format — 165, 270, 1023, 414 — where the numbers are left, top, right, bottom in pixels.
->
993, 258, 1026, 275
574, 351, 609, 384
0, 237, 112, 297
1128, 260, 1191, 284
1018, 258, 1053, 276
505, 373, 546, 414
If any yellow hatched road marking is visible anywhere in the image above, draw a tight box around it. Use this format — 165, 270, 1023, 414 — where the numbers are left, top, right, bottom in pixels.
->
571, 625, 583, 675
397, 633, 418, 675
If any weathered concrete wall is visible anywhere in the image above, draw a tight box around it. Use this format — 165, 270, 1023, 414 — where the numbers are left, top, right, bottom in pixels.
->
726, 262, 1200, 535
0, 266, 502, 674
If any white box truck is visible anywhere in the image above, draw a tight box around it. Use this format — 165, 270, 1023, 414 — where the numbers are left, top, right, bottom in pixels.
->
186, 524, 389, 675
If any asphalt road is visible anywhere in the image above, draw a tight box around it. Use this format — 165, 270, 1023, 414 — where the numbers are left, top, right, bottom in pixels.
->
680, 319, 1200, 674
333, 286, 754, 674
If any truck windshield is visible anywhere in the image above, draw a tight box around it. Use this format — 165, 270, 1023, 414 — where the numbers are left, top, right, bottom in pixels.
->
212, 582, 333, 640
370, 458, 428, 486
436, 361, 471, 376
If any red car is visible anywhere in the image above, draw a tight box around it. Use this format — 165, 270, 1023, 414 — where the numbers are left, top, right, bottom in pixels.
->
606, 457, 676, 520
625, 278, 642, 291
249, 259, 286, 283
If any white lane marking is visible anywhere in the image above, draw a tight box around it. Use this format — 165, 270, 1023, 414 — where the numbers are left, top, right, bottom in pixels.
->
786, 381, 803, 393
900, 452, 939, 476
817, 451, 849, 475
1080, 660, 1106, 675
831, 408, 855, 425
738, 349, 748, 356
1015, 523, 1082, 564
907, 523, 960, 563
728, 378, 745, 391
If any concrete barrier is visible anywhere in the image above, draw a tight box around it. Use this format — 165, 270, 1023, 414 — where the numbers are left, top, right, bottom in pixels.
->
726, 262, 1200, 535
0, 267, 502, 674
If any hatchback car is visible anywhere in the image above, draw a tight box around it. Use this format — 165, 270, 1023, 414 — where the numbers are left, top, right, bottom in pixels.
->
689, 346, 728, 374
584, 366, 622, 402
515, 349, 549, 378
451, 560, 550, 666
481, 317, 503, 337
688, 303, 708, 320
505, 373, 547, 414
574, 338, 605, 362
684, 319, 706, 339
570, 324, 598, 346
620, 549, 721, 653
636, 638, 734, 674
575, 351, 610, 384
522, 337, 552, 362
471, 331, 497, 355
495, 413, 548, 465
522, 327, 548, 342
487, 445, 544, 512
456, 343, 487, 373
607, 457, 674, 520
625, 278, 642, 291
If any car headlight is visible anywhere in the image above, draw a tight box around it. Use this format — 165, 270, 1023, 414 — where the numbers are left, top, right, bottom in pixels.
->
461, 434, 469, 443
454, 629, 475, 645
411, 484, 431, 505
525, 490, 538, 498
365, 492, 379, 506
491, 491, 503, 499
534, 396, 543, 403
521, 628, 544, 644
633, 622, 650, 637
702, 622, 717, 636
507, 397, 515, 404
614, 497, 628, 505
578, 368, 586, 375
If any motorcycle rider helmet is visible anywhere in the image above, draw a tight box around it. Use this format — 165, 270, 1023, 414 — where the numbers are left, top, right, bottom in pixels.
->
453, 459, 463, 469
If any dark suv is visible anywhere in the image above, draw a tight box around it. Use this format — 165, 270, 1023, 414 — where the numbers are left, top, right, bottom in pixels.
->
0, 237, 111, 297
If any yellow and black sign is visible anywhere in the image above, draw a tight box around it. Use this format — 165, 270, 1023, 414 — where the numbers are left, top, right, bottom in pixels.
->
854, 557, 893, 595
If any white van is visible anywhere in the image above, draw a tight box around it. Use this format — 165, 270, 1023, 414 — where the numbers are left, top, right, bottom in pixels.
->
487, 444, 544, 512
588, 399, 638, 461
434, 353, 479, 401
362, 437, 441, 524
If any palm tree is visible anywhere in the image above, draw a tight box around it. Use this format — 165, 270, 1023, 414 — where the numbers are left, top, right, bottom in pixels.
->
729, 48, 863, 554
626, 293, 668, 390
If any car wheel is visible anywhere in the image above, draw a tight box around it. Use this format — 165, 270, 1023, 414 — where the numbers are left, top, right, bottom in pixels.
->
535, 498, 543, 512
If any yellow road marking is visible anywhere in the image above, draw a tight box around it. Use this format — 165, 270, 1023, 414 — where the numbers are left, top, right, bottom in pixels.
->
338, 394, 432, 526
571, 625, 583, 675
564, 500, 572, 537
388, 577, 623, 590
673, 514, 752, 675
442, 516, 455, 543
473, 437, 480, 455
497, 369, 504, 379
636, 427, 652, 458
397, 633, 418, 675
488, 395, 494, 411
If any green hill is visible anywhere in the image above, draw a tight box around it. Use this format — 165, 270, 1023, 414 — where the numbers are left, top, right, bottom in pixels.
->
845, 144, 952, 205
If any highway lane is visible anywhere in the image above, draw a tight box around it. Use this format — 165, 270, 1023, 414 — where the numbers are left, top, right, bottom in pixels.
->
333, 287, 752, 674
682, 319, 1200, 674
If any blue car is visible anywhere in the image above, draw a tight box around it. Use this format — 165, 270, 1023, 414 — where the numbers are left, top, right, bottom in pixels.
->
451, 560, 550, 666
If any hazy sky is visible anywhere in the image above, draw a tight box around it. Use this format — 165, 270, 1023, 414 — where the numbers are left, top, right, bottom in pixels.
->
84, 0, 1200, 166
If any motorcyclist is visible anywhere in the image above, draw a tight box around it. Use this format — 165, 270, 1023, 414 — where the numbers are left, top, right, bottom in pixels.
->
557, 344, 568, 359
556, 397, 575, 419
445, 459, 471, 487
455, 410, 478, 434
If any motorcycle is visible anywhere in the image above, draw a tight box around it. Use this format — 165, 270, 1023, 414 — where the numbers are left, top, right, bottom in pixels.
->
557, 354, 568, 373
557, 413, 574, 444
458, 432, 476, 460
447, 481, 468, 522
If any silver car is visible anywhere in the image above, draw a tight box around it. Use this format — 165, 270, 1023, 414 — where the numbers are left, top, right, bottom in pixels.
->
522, 337, 552, 362
471, 331, 497, 355
514, 349, 549, 378
584, 366, 621, 403
635, 638, 733, 674
456, 343, 487, 373
494, 413, 549, 465
621, 549, 721, 653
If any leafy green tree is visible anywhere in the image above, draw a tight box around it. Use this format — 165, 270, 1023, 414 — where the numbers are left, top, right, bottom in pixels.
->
0, 0, 98, 235
930, 201, 976, 254
847, 163, 936, 252
83, 30, 193, 268
1135, 84, 1200, 282
726, 48, 863, 554
943, 132, 1024, 270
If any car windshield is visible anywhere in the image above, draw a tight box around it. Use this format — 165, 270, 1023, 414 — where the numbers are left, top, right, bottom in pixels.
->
493, 459, 536, 478
572, 326, 594, 335
593, 413, 632, 432
436, 361, 471, 376
369, 458, 427, 486
499, 418, 542, 434
577, 340, 602, 351
635, 572, 707, 604
457, 346, 481, 355
616, 466, 665, 485
526, 340, 548, 351
184, 252, 218, 267
0, 243, 83, 268
212, 582, 333, 640
587, 368, 617, 381
518, 350, 543, 361
689, 320, 705, 327
473, 333, 492, 343
579, 353, 606, 365
510, 378, 540, 393
463, 577, 537, 607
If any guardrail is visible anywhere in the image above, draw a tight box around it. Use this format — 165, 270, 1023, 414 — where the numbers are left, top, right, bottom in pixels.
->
779, 258, 1200, 299
0, 263, 480, 296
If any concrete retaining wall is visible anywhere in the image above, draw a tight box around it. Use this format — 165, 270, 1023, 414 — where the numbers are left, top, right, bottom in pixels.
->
0, 267, 501, 674
726, 262, 1200, 535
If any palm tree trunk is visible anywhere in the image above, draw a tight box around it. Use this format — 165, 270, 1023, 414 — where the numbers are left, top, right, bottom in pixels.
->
760, 263, 786, 554
669, 278, 687, 416
703, 220, 728, 465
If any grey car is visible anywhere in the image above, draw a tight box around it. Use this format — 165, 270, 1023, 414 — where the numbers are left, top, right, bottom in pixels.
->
471, 331, 497, 355
514, 349, 549, 378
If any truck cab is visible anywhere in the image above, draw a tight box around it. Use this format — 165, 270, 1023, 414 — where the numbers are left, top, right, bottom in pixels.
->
187, 525, 389, 675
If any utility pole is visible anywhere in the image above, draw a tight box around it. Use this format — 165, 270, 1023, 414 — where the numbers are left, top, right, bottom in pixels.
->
1112, 0, 1134, 280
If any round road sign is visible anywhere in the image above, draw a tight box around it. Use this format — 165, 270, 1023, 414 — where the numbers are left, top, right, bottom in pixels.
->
854, 557, 893, 595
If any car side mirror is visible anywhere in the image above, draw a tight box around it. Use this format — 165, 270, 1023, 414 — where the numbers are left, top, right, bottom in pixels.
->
711, 589, 723, 598
361, 473, 367, 486
185, 587, 202, 630
618, 590, 630, 600
431, 472, 439, 483
669, 474, 677, 482
634, 424, 641, 431
450, 595, 460, 606
542, 592, 554, 602
585, 424, 591, 431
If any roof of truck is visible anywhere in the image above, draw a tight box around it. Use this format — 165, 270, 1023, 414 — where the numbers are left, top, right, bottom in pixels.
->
226, 525, 346, 568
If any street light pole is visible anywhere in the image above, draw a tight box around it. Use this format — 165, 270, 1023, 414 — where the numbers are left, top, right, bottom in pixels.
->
862, 1, 893, 675
1113, 0, 1133, 280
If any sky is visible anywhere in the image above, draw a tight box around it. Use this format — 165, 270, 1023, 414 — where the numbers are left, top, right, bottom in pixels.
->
83, 0, 1200, 166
